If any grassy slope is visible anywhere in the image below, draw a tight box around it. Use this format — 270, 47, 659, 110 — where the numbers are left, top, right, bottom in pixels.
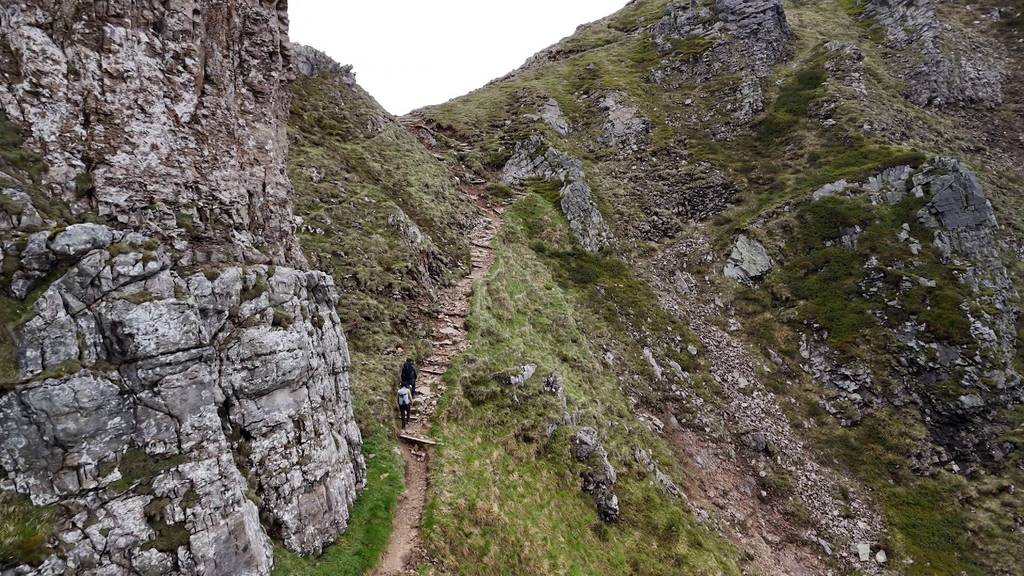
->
418, 0, 1023, 574
424, 190, 736, 576
289, 72, 476, 353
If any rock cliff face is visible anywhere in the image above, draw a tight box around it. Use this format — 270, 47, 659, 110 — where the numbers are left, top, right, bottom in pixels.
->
0, 2, 365, 575
652, 0, 791, 78
0, 0, 303, 265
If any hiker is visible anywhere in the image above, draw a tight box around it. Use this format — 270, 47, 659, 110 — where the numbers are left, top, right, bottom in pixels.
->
401, 358, 418, 397
397, 382, 413, 429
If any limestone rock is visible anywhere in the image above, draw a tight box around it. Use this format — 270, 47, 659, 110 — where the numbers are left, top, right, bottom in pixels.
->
501, 136, 612, 252
0, 240, 365, 574
0, 187, 44, 232
560, 181, 614, 253
509, 364, 538, 386
723, 235, 773, 283
0, 2, 368, 571
539, 98, 570, 136
596, 92, 650, 154
813, 179, 850, 200
0, 0, 305, 264
292, 44, 349, 79
48, 224, 114, 259
823, 41, 867, 100
915, 158, 999, 261
653, 0, 791, 78
866, 165, 914, 204
634, 448, 685, 499
917, 160, 996, 233
959, 394, 986, 410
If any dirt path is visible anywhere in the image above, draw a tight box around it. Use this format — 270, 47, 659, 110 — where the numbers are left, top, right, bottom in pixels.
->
372, 188, 501, 575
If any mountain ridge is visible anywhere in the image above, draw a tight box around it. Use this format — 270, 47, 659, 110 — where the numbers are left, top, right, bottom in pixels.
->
1, 1, 1022, 575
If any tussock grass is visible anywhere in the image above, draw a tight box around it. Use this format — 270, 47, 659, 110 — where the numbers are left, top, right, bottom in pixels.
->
0, 491, 54, 568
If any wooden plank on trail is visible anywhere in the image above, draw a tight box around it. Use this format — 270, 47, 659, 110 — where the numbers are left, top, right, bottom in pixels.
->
422, 368, 445, 376
400, 433, 439, 446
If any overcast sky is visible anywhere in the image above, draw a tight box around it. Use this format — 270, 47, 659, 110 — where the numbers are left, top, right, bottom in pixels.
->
289, 1, 628, 115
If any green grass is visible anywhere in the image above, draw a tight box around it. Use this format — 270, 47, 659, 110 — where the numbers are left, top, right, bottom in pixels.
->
607, 0, 672, 32
0, 112, 45, 184
409, 1, 1024, 575
687, 43, 926, 232
770, 191, 971, 355
273, 435, 402, 576
422, 191, 737, 576
0, 490, 54, 568
755, 56, 828, 144
836, 0, 866, 18
810, 410, 984, 575
668, 36, 714, 61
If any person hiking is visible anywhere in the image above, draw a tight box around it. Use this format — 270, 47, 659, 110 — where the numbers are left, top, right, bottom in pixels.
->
401, 358, 418, 397
397, 382, 413, 429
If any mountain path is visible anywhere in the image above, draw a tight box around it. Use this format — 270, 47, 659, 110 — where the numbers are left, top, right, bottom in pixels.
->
372, 186, 501, 575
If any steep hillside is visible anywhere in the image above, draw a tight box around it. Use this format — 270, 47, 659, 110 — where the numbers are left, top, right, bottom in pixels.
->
1, 1, 1022, 576
285, 44, 477, 434
406, 0, 1024, 574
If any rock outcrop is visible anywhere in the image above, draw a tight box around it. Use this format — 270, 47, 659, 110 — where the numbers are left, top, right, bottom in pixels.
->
804, 159, 1020, 463
292, 44, 349, 78
0, 2, 366, 575
865, 0, 1004, 108
1, 224, 365, 575
538, 98, 570, 136
501, 135, 613, 252
823, 40, 868, 101
571, 427, 619, 522
0, 0, 303, 265
652, 0, 792, 78
596, 92, 650, 154
649, 0, 792, 133
723, 235, 773, 284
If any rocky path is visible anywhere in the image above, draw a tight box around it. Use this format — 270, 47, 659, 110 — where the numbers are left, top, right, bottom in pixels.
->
373, 187, 501, 575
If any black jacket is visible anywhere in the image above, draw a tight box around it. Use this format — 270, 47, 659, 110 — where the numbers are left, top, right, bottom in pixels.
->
401, 361, 417, 384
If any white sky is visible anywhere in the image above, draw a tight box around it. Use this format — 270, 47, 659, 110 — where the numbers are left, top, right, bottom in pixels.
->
288, 0, 629, 115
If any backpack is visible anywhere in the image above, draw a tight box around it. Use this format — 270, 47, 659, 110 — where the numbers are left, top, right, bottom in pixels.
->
397, 386, 412, 407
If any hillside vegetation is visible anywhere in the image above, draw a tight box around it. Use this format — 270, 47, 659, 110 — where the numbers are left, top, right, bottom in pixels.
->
281, 0, 1022, 574
405, 0, 1024, 574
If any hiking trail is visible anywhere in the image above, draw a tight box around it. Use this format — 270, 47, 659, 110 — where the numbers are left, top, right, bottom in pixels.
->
372, 180, 501, 575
